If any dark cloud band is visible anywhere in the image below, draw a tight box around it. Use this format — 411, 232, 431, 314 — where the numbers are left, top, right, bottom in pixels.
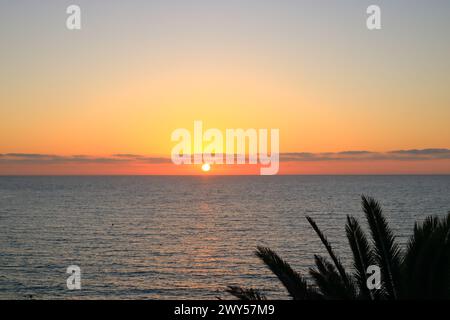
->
1, 148, 449, 165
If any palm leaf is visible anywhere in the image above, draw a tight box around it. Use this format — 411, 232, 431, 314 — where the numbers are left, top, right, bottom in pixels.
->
255, 246, 320, 300
402, 215, 439, 298
226, 197, 450, 300
428, 215, 450, 298
402, 213, 450, 298
361, 195, 401, 299
309, 255, 356, 299
306, 216, 354, 293
226, 286, 266, 300
345, 215, 376, 299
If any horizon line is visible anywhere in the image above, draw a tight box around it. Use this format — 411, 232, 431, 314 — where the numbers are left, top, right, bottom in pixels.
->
1, 173, 449, 177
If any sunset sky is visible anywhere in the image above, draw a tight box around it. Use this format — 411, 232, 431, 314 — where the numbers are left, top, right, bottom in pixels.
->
1, 0, 450, 174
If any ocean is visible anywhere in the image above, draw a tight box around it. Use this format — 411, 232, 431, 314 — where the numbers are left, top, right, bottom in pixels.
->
0, 175, 449, 299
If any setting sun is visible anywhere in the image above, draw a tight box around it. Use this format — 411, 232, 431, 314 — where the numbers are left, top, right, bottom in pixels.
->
201, 163, 211, 172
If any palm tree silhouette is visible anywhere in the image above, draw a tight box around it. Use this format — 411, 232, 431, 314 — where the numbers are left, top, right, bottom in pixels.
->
227, 195, 450, 300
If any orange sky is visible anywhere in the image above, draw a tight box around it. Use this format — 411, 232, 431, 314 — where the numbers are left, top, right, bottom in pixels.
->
1, 1, 450, 175
1, 154, 449, 175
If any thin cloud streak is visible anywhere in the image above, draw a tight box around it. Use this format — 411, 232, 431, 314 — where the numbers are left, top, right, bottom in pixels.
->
281, 149, 450, 162
0, 149, 449, 165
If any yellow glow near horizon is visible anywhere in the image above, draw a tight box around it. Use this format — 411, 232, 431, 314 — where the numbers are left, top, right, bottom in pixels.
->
1, 2, 450, 175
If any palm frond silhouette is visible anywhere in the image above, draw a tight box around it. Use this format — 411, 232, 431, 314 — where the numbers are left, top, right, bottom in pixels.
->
227, 195, 450, 300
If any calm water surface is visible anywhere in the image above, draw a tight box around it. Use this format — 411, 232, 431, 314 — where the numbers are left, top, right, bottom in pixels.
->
0, 176, 449, 299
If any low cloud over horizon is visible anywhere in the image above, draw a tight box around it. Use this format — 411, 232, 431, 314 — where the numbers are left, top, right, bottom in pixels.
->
281, 149, 450, 162
1, 148, 450, 165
